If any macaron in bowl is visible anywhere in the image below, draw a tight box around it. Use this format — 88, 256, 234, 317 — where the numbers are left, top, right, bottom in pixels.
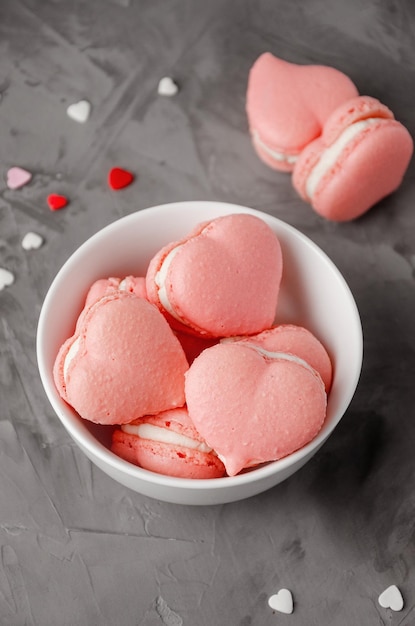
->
111, 407, 226, 479
37, 201, 363, 505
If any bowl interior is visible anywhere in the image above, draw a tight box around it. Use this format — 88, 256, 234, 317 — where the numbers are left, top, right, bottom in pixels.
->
37, 201, 363, 501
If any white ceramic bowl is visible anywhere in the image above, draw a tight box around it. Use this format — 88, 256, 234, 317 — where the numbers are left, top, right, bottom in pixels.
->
37, 201, 363, 505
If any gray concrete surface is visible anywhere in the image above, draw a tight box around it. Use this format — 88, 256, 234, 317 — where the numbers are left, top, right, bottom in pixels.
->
1, 1, 415, 624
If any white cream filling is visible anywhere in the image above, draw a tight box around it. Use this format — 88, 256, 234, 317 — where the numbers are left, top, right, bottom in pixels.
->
63, 337, 81, 382
121, 423, 213, 453
243, 344, 318, 376
154, 245, 188, 323
252, 129, 298, 164
305, 118, 379, 199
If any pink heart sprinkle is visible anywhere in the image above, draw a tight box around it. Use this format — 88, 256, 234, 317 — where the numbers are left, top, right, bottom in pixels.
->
6, 167, 32, 190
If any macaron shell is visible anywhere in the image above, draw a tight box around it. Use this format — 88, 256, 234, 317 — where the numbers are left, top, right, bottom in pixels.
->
85, 277, 121, 308
146, 223, 219, 337
111, 431, 226, 479
145, 220, 210, 309
294, 119, 413, 221
84, 276, 147, 310
185, 343, 327, 476
73, 275, 148, 332
228, 324, 333, 391
111, 408, 226, 478
146, 214, 283, 337
321, 95, 394, 145
128, 407, 208, 441
246, 52, 358, 171
54, 292, 189, 425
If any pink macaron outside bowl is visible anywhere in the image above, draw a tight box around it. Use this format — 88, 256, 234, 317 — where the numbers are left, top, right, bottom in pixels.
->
37, 201, 363, 505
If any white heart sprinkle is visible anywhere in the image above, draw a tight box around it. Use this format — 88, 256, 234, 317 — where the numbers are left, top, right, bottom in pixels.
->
22, 232, 44, 250
6, 166, 32, 190
378, 585, 404, 611
66, 99, 91, 123
0, 268, 15, 290
157, 76, 179, 97
268, 588, 294, 614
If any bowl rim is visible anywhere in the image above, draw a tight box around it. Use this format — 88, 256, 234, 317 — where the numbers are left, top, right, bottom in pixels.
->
37, 200, 363, 492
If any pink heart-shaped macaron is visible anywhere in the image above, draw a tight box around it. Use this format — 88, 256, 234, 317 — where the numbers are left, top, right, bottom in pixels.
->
146, 213, 283, 338
53, 292, 189, 425
246, 53, 358, 171
292, 96, 414, 221
111, 407, 226, 479
185, 342, 327, 476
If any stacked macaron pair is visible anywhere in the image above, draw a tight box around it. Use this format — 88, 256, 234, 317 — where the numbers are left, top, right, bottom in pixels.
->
53, 213, 332, 478
246, 53, 413, 221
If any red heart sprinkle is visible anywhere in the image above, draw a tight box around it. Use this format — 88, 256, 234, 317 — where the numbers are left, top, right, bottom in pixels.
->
108, 167, 134, 190
47, 194, 69, 211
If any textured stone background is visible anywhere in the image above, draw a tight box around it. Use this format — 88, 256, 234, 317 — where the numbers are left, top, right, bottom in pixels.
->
1, 1, 415, 624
